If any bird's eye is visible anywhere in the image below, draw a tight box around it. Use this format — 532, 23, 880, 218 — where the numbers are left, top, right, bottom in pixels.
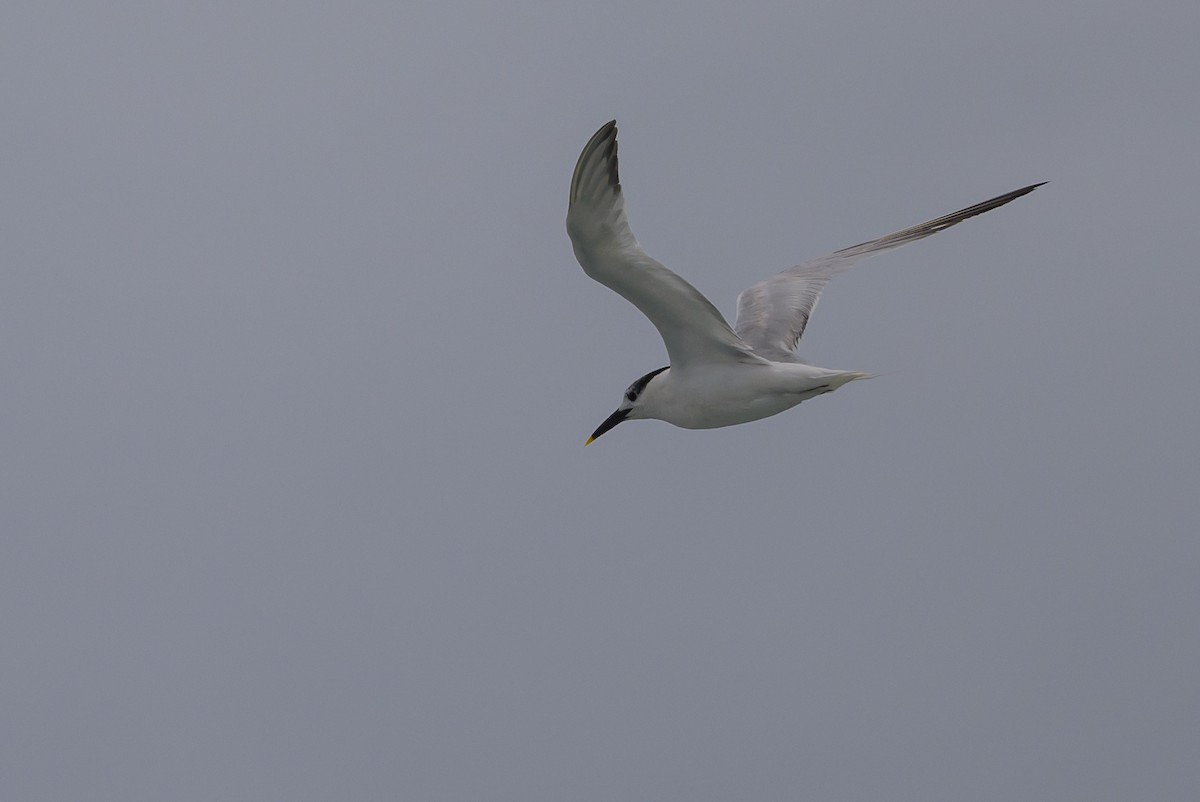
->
626, 391, 637, 402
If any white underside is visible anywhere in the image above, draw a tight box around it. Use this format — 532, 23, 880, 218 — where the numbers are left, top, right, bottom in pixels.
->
640, 362, 871, 429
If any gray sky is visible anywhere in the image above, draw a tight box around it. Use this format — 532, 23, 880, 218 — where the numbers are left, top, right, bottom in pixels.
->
3, 2, 1198, 800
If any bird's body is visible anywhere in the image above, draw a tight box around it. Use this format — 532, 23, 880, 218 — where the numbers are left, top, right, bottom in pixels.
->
567, 120, 1041, 444
629, 362, 869, 431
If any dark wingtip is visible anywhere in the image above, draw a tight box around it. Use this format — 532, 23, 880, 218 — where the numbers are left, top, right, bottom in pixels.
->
569, 120, 621, 205
589, 120, 620, 192
933, 181, 1048, 230
990, 182, 1047, 205
602, 121, 620, 190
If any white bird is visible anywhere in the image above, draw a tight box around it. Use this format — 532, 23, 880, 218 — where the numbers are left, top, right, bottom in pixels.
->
567, 120, 1042, 444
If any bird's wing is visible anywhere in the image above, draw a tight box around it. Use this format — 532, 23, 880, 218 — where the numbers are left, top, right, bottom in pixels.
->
567, 121, 762, 369
733, 183, 1044, 361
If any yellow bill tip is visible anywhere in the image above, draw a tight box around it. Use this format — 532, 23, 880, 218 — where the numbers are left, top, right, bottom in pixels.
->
584, 436, 595, 446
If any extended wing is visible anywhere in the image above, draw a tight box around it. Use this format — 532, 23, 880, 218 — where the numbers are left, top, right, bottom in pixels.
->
567, 121, 762, 369
733, 183, 1044, 361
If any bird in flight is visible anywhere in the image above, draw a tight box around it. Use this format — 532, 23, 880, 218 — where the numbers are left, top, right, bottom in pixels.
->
567, 120, 1042, 444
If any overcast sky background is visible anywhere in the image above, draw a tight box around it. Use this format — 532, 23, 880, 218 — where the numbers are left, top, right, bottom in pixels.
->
3, 2, 1198, 800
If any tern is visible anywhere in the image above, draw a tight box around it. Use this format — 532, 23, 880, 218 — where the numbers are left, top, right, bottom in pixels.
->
567, 120, 1042, 444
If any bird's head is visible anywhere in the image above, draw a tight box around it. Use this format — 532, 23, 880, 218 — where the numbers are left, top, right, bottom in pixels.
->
585, 366, 669, 445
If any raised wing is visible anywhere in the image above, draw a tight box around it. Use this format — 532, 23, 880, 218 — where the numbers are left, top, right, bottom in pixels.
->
567, 121, 761, 369
734, 183, 1044, 361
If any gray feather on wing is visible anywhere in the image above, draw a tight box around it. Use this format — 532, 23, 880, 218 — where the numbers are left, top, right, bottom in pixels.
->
734, 183, 1045, 361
